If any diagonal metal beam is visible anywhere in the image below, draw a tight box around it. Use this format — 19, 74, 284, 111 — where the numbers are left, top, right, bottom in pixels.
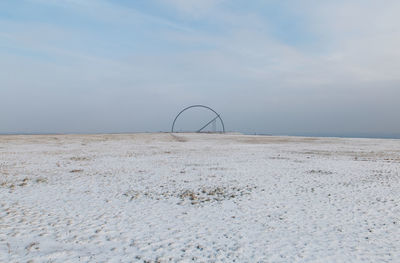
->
197, 115, 220, 133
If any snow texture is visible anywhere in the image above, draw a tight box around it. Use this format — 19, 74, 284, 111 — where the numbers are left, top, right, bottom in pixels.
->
0, 133, 399, 262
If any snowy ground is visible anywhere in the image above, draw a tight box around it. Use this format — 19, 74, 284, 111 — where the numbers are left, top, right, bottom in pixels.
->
0, 133, 399, 262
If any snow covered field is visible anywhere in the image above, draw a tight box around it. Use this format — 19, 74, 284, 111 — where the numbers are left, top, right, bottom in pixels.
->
1, 133, 399, 262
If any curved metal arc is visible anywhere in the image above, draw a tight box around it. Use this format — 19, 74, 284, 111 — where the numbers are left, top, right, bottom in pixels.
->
197, 115, 220, 133
171, 105, 225, 133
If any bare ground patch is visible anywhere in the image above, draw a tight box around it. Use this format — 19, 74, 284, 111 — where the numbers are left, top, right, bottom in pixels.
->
123, 185, 257, 205
70, 169, 84, 173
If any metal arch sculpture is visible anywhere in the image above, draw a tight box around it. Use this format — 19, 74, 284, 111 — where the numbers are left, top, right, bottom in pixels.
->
171, 105, 225, 133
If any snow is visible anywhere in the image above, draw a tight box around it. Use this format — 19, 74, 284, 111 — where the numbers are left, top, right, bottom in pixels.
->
0, 133, 399, 262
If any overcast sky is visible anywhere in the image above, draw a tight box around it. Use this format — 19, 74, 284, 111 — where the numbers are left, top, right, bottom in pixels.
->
1, 0, 400, 136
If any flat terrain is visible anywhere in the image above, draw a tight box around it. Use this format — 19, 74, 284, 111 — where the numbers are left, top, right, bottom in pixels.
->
0, 133, 399, 262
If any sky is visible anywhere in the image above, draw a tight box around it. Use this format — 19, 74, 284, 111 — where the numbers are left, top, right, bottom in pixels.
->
1, 0, 400, 137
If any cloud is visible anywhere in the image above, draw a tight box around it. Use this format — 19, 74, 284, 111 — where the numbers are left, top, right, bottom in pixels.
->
1, 0, 400, 135
157, 0, 225, 17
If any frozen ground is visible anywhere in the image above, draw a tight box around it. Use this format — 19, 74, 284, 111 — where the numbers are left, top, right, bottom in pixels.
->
0, 133, 399, 262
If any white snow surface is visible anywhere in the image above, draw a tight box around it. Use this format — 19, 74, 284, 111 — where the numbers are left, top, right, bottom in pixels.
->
0, 133, 399, 262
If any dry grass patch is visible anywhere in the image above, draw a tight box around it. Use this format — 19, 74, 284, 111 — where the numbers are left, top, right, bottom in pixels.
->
0, 176, 48, 189
35, 177, 48, 184
170, 134, 188, 142
307, 170, 334, 175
